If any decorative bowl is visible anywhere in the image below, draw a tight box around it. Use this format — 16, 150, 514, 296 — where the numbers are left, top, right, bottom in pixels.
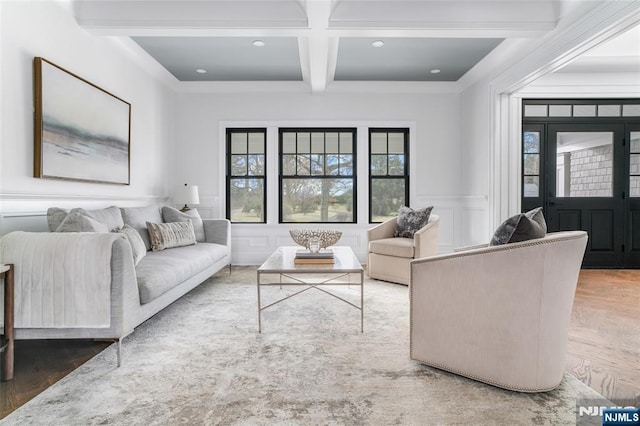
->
289, 229, 342, 250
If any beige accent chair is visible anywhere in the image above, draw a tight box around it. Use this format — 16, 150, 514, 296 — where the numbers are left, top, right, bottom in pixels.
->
410, 231, 588, 392
367, 214, 440, 285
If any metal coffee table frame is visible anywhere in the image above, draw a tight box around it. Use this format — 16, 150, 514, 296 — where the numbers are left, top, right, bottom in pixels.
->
257, 246, 364, 333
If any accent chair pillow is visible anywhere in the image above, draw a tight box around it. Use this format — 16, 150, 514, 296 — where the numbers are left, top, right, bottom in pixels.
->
489, 207, 547, 246
55, 212, 109, 233
146, 221, 197, 252
114, 225, 147, 265
161, 206, 205, 242
394, 206, 434, 238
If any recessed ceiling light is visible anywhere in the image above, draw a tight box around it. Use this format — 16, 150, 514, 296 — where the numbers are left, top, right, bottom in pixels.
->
372, 40, 384, 48
196, 69, 207, 74
430, 69, 441, 74
252, 40, 265, 47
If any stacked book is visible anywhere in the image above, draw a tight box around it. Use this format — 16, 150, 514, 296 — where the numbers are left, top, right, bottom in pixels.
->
294, 248, 335, 264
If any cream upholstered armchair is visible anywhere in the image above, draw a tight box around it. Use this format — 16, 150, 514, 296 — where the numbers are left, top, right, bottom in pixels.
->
367, 214, 439, 285
409, 231, 588, 392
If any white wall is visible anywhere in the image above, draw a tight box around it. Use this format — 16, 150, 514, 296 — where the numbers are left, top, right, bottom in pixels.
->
459, 80, 492, 245
0, 1, 173, 233
172, 91, 489, 263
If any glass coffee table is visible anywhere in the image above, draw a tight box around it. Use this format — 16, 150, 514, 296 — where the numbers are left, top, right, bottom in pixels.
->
257, 246, 364, 333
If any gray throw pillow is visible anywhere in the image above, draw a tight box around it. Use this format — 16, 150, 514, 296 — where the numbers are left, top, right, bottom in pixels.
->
55, 212, 109, 233
72, 206, 124, 232
489, 207, 547, 246
47, 207, 69, 232
146, 221, 197, 252
394, 206, 434, 238
161, 206, 205, 242
114, 225, 147, 265
120, 206, 163, 251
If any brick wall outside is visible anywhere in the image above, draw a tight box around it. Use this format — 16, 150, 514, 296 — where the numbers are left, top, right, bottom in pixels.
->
569, 144, 612, 197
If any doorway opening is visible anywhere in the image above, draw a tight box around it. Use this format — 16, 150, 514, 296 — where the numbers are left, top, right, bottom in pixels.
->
522, 99, 640, 268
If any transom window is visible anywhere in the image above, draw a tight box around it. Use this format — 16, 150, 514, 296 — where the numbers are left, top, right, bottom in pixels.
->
279, 128, 356, 223
226, 128, 266, 223
369, 128, 409, 223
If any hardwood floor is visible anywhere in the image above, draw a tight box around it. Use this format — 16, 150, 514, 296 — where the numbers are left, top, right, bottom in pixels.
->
0, 340, 109, 418
1, 269, 638, 419
566, 270, 640, 401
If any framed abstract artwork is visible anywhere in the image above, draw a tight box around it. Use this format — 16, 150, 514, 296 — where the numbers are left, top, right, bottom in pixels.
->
33, 57, 131, 185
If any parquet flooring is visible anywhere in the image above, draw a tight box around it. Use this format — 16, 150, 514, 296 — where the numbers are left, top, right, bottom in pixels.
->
1, 269, 638, 419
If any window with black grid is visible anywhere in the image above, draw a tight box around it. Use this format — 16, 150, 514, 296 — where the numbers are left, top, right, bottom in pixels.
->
226, 128, 266, 223
279, 128, 356, 223
369, 128, 409, 223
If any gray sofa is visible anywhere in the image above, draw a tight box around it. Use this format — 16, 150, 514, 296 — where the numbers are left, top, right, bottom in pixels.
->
0, 205, 231, 366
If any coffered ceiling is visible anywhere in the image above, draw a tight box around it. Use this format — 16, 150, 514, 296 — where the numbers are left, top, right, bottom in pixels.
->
72, 0, 639, 92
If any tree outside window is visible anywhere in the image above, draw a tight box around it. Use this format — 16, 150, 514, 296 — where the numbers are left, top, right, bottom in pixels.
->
369, 129, 409, 223
279, 129, 356, 223
226, 129, 266, 223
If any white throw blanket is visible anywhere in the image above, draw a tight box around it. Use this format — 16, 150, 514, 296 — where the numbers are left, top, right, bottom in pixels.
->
0, 231, 121, 328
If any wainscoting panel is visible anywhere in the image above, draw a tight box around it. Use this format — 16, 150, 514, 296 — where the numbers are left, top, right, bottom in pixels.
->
461, 207, 489, 247
227, 196, 490, 265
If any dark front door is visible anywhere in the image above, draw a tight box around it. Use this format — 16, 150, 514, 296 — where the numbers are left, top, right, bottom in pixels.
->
627, 125, 640, 267
545, 124, 625, 267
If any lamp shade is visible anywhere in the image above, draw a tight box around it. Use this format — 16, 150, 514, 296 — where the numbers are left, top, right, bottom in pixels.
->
175, 184, 200, 206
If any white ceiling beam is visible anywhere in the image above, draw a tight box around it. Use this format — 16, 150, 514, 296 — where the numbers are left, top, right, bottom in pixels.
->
73, 0, 309, 30
304, 0, 333, 93
329, 1, 559, 29
80, 27, 548, 38
74, 0, 554, 39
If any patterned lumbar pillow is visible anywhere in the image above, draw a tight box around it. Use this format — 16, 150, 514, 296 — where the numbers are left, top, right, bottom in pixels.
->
489, 207, 547, 246
394, 206, 434, 238
55, 211, 109, 233
146, 221, 197, 252
161, 206, 205, 242
114, 225, 147, 265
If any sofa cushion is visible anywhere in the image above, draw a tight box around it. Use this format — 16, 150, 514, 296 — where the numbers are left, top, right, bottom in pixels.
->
71, 206, 123, 231
161, 206, 205, 242
114, 225, 147, 265
369, 237, 415, 258
147, 221, 197, 252
47, 207, 69, 232
47, 206, 124, 232
490, 207, 547, 246
120, 206, 163, 251
136, 243, 227, 304
55, 212, 109, 233
394, 206, 433, 238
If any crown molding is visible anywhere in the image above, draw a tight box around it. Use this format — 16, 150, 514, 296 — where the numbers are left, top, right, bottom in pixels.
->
490, 1, 640, 95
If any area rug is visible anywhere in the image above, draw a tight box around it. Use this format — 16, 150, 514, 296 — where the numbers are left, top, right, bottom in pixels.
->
3, 267, 603, 425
